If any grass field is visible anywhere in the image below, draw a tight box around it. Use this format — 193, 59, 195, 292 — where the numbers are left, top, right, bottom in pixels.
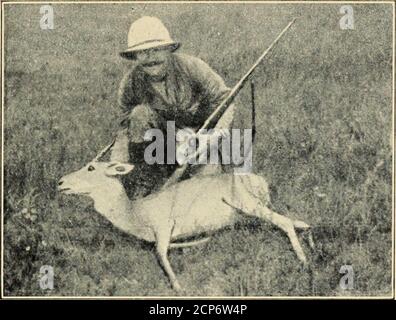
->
3, 3, 393, 296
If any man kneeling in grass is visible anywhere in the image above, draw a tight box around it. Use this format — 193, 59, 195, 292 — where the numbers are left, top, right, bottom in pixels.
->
111, 16, 235, 198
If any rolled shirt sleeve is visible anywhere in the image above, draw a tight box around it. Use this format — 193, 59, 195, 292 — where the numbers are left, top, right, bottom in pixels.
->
118, 69, 137, 112
181, 55, 234, 130
184, 56, 231, 116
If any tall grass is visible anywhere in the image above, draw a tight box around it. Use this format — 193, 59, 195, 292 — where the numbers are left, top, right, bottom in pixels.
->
3, 3, 393, 296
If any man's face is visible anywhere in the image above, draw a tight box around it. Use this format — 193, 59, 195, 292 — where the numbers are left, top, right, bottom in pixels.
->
135, 47, 172, 80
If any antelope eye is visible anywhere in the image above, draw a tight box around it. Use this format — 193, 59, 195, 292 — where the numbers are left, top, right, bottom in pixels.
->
88, 165, 95, 171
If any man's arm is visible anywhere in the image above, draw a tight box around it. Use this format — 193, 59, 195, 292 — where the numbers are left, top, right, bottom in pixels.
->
187, 56, 230, 108
182, 55, 235, 129
110, 70, 138, 163
117, 69, 140, 114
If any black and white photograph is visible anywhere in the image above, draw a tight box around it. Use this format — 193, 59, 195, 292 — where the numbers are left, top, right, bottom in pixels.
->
1, 1, 394, 298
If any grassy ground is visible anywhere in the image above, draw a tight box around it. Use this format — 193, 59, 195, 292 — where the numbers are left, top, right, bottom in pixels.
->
3, 3, 393, 296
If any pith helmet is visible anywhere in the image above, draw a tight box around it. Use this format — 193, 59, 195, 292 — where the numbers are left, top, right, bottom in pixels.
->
120, 16, 180, 59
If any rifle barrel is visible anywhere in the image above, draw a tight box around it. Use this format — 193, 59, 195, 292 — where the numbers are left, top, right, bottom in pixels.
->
162, 18, 297, 189
199, 18, 296, 133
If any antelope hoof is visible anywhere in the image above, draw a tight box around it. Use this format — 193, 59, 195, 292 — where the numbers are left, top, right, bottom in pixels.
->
172, 281, 183, 293
307, 232, 315, 250
300, 255, 308, 266
294, 220, 311, 230
298, 225, 315, 251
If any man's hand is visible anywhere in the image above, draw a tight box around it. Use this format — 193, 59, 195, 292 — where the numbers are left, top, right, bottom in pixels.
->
175, 128, 230, 165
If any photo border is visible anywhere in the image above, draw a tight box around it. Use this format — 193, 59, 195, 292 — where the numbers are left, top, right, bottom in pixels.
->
1, 0, 394, 300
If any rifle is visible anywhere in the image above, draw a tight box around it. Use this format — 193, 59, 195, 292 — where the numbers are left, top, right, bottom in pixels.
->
162, 18, 297, 189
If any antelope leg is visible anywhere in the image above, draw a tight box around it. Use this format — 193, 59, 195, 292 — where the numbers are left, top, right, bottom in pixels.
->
257, 206, 308, 265
223, 197, 308, 265
292, 219, 315, 250
169, 237, 211, 249
155, 233, 182, 292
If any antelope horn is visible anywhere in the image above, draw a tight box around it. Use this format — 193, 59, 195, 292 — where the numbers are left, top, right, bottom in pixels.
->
93, 138, 116, 162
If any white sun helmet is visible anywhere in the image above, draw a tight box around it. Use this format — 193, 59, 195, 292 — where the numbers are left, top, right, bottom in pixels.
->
120, 16, 180, 59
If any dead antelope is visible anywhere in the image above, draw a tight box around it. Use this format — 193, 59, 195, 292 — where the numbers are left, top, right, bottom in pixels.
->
58, 147, 314, 292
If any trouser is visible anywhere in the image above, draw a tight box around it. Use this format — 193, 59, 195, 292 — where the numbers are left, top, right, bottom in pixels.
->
110, 104, 235, 198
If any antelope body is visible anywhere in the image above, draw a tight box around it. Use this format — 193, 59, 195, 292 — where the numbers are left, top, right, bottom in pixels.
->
59, 160, 313, 292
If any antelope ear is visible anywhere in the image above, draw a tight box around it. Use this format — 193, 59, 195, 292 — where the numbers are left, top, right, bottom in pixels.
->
105, 162, 134, 176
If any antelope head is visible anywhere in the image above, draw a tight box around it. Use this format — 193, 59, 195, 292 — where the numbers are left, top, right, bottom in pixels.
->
58, 161, 134, 196
58, 141, 134, 197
